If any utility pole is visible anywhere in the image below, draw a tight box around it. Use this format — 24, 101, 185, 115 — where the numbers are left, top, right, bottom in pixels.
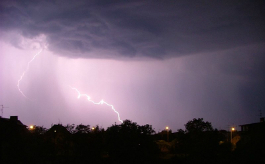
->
0, 105, 8, 117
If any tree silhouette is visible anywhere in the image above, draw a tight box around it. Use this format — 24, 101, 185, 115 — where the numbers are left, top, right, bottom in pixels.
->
64, 124, 75, 134
75, 124, 90, 134
185, 118, 213, 133
182, 118, 220, 162
106, 120, 158, 162
30, 125, 47, 135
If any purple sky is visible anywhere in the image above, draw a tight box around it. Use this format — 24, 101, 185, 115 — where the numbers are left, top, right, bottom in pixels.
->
1, 0, 265, 132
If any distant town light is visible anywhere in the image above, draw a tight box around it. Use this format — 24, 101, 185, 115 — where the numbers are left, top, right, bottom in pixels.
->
29, 125, 34, 130
165, 126, 169, 130
231, 127, 235, 131
92, 127, 95, 130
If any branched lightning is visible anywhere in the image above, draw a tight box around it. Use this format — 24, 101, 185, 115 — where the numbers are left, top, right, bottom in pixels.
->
70, 86, 123, 123
17, 49, 43, 99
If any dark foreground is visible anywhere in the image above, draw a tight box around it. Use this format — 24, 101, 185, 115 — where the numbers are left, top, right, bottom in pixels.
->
1, 117, 264, 164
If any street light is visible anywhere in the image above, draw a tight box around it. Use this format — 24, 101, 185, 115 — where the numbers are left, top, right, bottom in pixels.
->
29, 125, 34, 130
231, 127, 235, 143
165, 126, 169, 142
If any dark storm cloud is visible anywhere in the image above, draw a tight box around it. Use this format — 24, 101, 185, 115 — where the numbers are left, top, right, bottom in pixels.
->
1, 0, 264, 59
179, 43, 265, 124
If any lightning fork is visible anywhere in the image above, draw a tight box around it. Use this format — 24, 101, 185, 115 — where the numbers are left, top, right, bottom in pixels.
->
70, 86, 123, 123
17, 49, 43, 99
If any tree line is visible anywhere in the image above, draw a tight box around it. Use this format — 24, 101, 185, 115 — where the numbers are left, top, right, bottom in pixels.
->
1, 118, 264, 164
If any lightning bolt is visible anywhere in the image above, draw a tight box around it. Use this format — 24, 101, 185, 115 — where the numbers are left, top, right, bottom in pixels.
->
17, 49, 43, 99
70, 86, 123, 123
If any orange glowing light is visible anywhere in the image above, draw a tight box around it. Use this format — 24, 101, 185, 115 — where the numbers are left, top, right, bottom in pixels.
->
29, 125, 34, 129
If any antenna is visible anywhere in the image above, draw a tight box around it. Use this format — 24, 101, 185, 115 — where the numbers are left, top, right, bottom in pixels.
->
259, 109, 263, 118
1, 105, 9, 117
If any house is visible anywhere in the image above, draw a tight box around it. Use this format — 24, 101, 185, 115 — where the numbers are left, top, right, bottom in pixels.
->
0, 116, 29, 137
0, 116, 31, 163
237, 117, 265, 147
240, 117, 265, 132
44, 124, 73, 156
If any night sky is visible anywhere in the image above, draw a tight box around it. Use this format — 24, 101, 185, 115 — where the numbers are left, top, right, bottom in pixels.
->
1, 0, 265, 132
